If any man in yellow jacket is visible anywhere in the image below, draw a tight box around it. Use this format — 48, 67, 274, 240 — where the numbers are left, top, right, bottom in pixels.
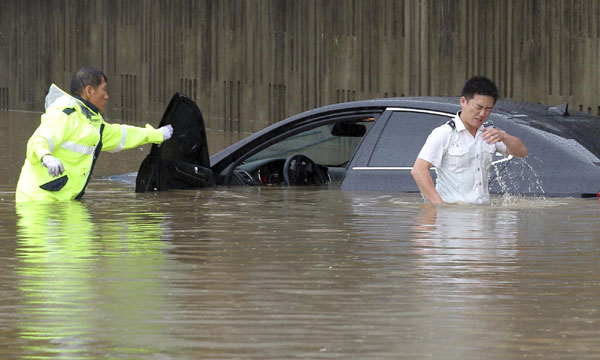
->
15, 66, 173, 202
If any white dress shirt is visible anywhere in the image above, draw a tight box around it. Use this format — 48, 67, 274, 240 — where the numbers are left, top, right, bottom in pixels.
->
417, 112, 508, 204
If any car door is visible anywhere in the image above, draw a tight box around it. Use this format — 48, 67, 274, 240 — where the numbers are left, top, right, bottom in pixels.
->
135, 93, 214, 192
341, 108, 454, 192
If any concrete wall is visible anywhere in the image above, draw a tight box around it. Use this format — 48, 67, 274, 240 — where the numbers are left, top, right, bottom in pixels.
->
1, 0, 599, 130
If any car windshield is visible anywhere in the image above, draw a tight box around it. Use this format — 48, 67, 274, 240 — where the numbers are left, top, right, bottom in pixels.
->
244, 119, 375, 166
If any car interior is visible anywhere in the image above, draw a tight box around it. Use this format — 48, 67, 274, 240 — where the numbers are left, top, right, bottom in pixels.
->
228, 117, 377, 186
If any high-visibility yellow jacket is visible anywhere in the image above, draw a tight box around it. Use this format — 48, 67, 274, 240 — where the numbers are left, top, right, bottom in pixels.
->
16, 84, 164, 203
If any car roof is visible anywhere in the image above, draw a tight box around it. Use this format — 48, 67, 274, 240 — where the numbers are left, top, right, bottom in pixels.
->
308, 96, 592, 118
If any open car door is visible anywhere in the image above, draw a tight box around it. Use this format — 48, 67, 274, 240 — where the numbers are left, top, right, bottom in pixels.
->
135, 93, 214, 192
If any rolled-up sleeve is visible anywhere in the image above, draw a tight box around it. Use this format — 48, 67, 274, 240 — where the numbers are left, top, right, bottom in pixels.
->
495, 141, 508, 157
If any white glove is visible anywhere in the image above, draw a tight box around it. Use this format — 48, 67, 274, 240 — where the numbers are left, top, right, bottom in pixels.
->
42, 154, 64, 177
160, 124, 174, 141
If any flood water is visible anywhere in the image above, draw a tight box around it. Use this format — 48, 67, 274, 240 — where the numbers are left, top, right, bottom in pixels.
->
1, 110, 600, 359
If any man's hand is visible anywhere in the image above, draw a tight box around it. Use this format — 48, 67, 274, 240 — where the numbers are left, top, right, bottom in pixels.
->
482, 127, 528, 158
482, 127, 505, 144
41, 154, 64, 177
411, 158, 444, 204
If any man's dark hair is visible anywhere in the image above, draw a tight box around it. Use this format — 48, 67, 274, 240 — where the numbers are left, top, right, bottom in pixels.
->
461, 76, 498, 103
70, 66, 107, 95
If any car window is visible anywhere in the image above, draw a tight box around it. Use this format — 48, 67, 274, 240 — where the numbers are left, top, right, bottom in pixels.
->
245, 119, 375, 166
369, 111, 451, 166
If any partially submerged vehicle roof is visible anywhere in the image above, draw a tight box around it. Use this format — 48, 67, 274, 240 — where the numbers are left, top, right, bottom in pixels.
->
211, 97, 600, 161
135, 94, 600, 198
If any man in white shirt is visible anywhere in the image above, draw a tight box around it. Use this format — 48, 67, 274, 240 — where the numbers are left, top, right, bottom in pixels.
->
411, 76, 527, 204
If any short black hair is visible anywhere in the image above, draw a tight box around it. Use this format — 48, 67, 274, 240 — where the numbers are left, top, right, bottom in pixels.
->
70, 66, 107, 95
461, 76, 498, 103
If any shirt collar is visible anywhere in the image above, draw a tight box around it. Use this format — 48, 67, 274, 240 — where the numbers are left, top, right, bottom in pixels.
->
454, 111, 466, 132
455, 111, 485, 136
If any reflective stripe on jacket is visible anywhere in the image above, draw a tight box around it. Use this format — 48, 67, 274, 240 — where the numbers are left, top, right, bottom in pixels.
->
16, 84, 164, 202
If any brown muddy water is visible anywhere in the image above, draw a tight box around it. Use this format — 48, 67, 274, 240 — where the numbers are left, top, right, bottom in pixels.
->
1, 110, 599, 359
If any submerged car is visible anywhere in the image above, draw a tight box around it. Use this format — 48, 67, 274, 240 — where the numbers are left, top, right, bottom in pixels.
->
134, 93, 600, 198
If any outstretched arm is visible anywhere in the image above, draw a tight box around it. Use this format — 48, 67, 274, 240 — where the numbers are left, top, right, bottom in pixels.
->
411, 158, 444, 204
101, 123, 166, 152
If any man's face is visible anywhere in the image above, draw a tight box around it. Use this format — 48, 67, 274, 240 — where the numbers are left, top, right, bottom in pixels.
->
85, 78, 109, 113
459, 94, 495, 133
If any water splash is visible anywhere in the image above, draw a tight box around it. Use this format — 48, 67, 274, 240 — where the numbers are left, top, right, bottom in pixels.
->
491, 156, 546, 199
491, 193, 568, 208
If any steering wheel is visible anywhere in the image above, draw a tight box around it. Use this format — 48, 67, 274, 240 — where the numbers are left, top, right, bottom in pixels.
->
283, 154, 329, 186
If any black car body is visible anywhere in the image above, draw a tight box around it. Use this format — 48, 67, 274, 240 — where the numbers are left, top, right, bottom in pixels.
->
135, 94, 600, 198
